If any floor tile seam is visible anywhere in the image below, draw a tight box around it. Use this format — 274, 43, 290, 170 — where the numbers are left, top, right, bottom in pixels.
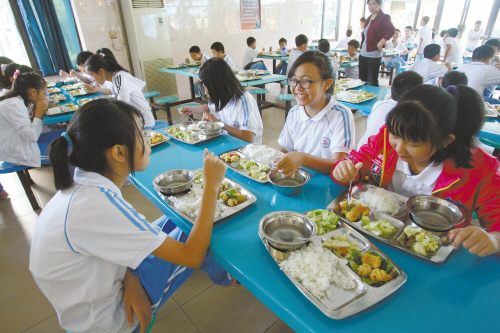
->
19, 313, 58, 333
264, 318, 282, 332
178, 306, 201, 333
174, 282, 214, 306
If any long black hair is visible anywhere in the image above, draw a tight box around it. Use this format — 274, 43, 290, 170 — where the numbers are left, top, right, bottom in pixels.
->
49, 99, 145, 190
85, 53, 126, 75
386, 85, 484, 168
76, 51, 94, 66
288, 50, 335, 94
4, 63, 34, 89
0, 72, 46, 105
0, 56, 14, 88
198, 57, 246, 111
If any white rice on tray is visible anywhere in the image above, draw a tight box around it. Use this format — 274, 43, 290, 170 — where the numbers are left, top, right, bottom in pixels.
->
356, 187, 401, 215
279, 245, 356, 302
169, 187, 224, 219
242, 144, 283, 162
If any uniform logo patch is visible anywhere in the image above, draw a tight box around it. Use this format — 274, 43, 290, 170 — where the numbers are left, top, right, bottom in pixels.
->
232, 121, 240, 129
320, 137, 330, 148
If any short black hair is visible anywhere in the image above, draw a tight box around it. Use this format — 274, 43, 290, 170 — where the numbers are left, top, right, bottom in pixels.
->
318, 40, 331, 53
422, 16, 430, 24
472, 45, 495, 62
360, 17, 366, 23
424, 44, 441, 59
189, 46, 201, 53
211, 42, 225, 53
346, 29, 353, 37
440, 30, 447, 37
447, 28, 458, 38
485, 39, 500, 50
415, 28, 419, 31
247, 37, 256, 46
348, 39, 360, 49
475, 20, 482, 25
366, 0, 382, 5
395, 29, 401, 34
405, 26, 412, 31
288, 51, 335, 94
442, 71, 468, 88
391, 71, 424, 101
295, 34, 308, 47
76, 51, 94, 66
279, 37, 287, 44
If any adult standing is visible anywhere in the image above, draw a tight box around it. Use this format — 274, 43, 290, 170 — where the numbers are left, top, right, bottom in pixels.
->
466, 20, 485, 52
415, 16, 432, 62
359, 0, 395, 87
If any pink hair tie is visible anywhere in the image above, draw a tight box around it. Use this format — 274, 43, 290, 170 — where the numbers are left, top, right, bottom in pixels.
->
13, 69, 21, 79
99, 53, 105, 57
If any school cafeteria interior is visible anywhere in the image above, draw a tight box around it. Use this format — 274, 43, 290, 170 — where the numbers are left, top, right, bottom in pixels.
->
1, 0, 500, 332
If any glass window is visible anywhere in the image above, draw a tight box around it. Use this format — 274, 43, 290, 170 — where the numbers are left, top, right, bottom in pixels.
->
459, 0, 494, 49
439, 0, 466, 34
492, 7, 500, 38
416, 0, 439, 30
0, 0, 31, 66
323, 1, 339, 39
384, 0, 418, 32
313, 0, 325, 40
350, 0, 366, 40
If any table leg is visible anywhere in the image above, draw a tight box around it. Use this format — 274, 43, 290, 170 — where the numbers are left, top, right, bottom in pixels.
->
189, 77, 195, 100
273, 60, 276, 74
17, 170, 40, 210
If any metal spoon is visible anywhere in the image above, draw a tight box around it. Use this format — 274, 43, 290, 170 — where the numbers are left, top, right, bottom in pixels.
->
279, 230, 310, 242
347, 179, 353, 206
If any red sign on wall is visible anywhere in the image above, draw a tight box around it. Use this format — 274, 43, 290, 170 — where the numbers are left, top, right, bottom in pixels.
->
241, 0, 261, 30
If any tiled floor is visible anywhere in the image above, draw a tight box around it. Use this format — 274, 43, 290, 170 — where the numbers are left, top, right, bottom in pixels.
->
0, 77, 391, 333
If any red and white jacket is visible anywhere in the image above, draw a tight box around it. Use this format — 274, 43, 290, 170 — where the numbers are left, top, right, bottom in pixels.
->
331, 126, 500, 233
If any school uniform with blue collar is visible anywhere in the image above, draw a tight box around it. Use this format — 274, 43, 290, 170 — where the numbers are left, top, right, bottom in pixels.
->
278, 95, 355, 158
29, 168, 232, 333
456, 62, 500, 100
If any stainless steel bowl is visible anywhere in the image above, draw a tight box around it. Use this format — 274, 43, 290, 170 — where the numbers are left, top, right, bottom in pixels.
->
200, 121, 224, 135
268, 169, 310, 196
153, 169, 195, 195
407, 195, 465, 232
259, 211, 317, 254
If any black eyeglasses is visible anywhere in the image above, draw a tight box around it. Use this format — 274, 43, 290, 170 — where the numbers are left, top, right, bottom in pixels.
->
287, 78, 323, 89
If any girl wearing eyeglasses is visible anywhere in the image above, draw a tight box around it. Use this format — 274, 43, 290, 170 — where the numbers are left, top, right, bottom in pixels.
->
276, 51, 355, 177
180, 57, 263, 143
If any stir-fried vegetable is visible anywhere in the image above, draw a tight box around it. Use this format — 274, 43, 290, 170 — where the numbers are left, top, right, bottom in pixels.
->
306, 209, 340, 235
362, 217, 397, 238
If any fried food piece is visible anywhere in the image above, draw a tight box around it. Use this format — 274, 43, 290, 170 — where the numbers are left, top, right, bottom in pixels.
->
236, 193, 247, 203
340, 200, 350, 209
346, 210, 358, 222
357, 263, 372, 277
227, 198, 238, 207
221, 153, 231, 162
219, 192, 228, 201
231, 155, 240, 163
370, 268, 393, 283
361, 253, 381, 268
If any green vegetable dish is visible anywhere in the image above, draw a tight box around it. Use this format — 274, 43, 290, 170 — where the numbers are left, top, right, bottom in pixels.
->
399, 226, 440, 256
193, 171, 204, 184
347, 250, 399, 287
323, 234, 360, 259
239, 160, 269, 181
306, 209, 340, 235
361, 217, 398, 238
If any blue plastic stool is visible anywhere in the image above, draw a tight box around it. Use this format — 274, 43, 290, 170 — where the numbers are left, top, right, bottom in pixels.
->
143, 91, 160, 120
277, 94, 296, 120
153, 121, 168, 130
0, 162, 39, 210
156, 96, 178, 126
177, 103, 200, 111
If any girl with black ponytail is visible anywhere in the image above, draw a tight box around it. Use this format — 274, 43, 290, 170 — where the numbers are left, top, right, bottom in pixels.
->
85, 52, 155, 129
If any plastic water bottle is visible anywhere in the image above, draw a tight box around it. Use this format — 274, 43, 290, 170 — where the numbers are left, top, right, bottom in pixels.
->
281, 46, 286, 57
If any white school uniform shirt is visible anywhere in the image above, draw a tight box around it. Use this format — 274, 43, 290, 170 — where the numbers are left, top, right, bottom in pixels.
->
467, 29, 484, 50
388, 158, 443, 197
336, 37, 352, 49
0, 96, 43, 167
0, 88, 7, 96
100, 80, 113, 90
286, 49, 304, 77
82, 72, 94, 83
112, 71, 155, 128
223, 54, 236, 70
444, 37, 463, 65
438, 37, 446, 57
456, 62, 500, 96
406, 58, 447, 84
417, 25, 432, 54
401, 35, 417, 44
357, 98, 397, 150
201, 53, 210, 63
278, 95, 355, 158
208, 91, 263, 143
242, 46, 260, 67
345, 53, 360, 80
383, 40, 408, 64
323, 51, 340, 78
29, 169, 167, 333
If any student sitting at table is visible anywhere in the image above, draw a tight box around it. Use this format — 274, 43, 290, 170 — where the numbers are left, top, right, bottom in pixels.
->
457, 45, 500, 104
0, 56, 14, 91
85, 54, 155, 129
211, 42, 235, 70
242, 37, 268, 71
401, 26, 417, 45
276, 37, 288, 75
413, 28, 419, 38
276, 51, 355, 177
484, 39, 500, 68
318, 39, 340, 79
185, 45, 210, 65
407, 44, 452, 85
179, 58, 263, 143
0, 73, 49, 167
3, 63, 34, 92
341, 40, 360, 80
332, 84, 500, 257
357, 71, 423, 149
440, 70, 468, 88
443, 28, 463, 66
286, 34, 309, 77
336, 29, 353, 49
30, 99, 236, 333
383, 29, 409, 75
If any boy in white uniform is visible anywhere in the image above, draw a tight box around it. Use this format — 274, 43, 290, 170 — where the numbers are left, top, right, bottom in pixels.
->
186, 45, 211, 97
485, 39, 500, 69
318, 39, 340, 79
407, 44, 452, 85
211, 42, 235, 70
384, 29, 409, 75
341, 40, 360, 80
457, 45, 500, 101
357, 71, 423, 149
466, 20, 485, 52
242, 37, 268, 70
286, 34, 309, 77
443, 28, 463, 66
415, 16, 432, 61
401, 26, 417, 44
336, 29, 353, 49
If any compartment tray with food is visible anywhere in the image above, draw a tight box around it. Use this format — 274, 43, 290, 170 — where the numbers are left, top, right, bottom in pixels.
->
164, 122, 223, 145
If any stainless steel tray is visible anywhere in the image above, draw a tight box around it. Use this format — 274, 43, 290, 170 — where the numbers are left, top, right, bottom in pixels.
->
335, 92, 377, 104
336, 80, 366, 90
218, 144, 283, 183
327, 188, 454, 263
258, 217, 407, 319
154, 168, 256, 224
164, 121, 223, 145
146, 130, 170, 148
484, 103, 499, 118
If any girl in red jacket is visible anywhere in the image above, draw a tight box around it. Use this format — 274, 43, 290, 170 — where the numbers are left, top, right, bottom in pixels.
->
331, 85, 500, 257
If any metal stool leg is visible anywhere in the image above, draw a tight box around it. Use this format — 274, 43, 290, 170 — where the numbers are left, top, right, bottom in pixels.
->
149, 97, 158, 120
389, 68, 395, 85
165, 103, 173, 126
23, 169, 34, 185
16, 170, 40, 210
